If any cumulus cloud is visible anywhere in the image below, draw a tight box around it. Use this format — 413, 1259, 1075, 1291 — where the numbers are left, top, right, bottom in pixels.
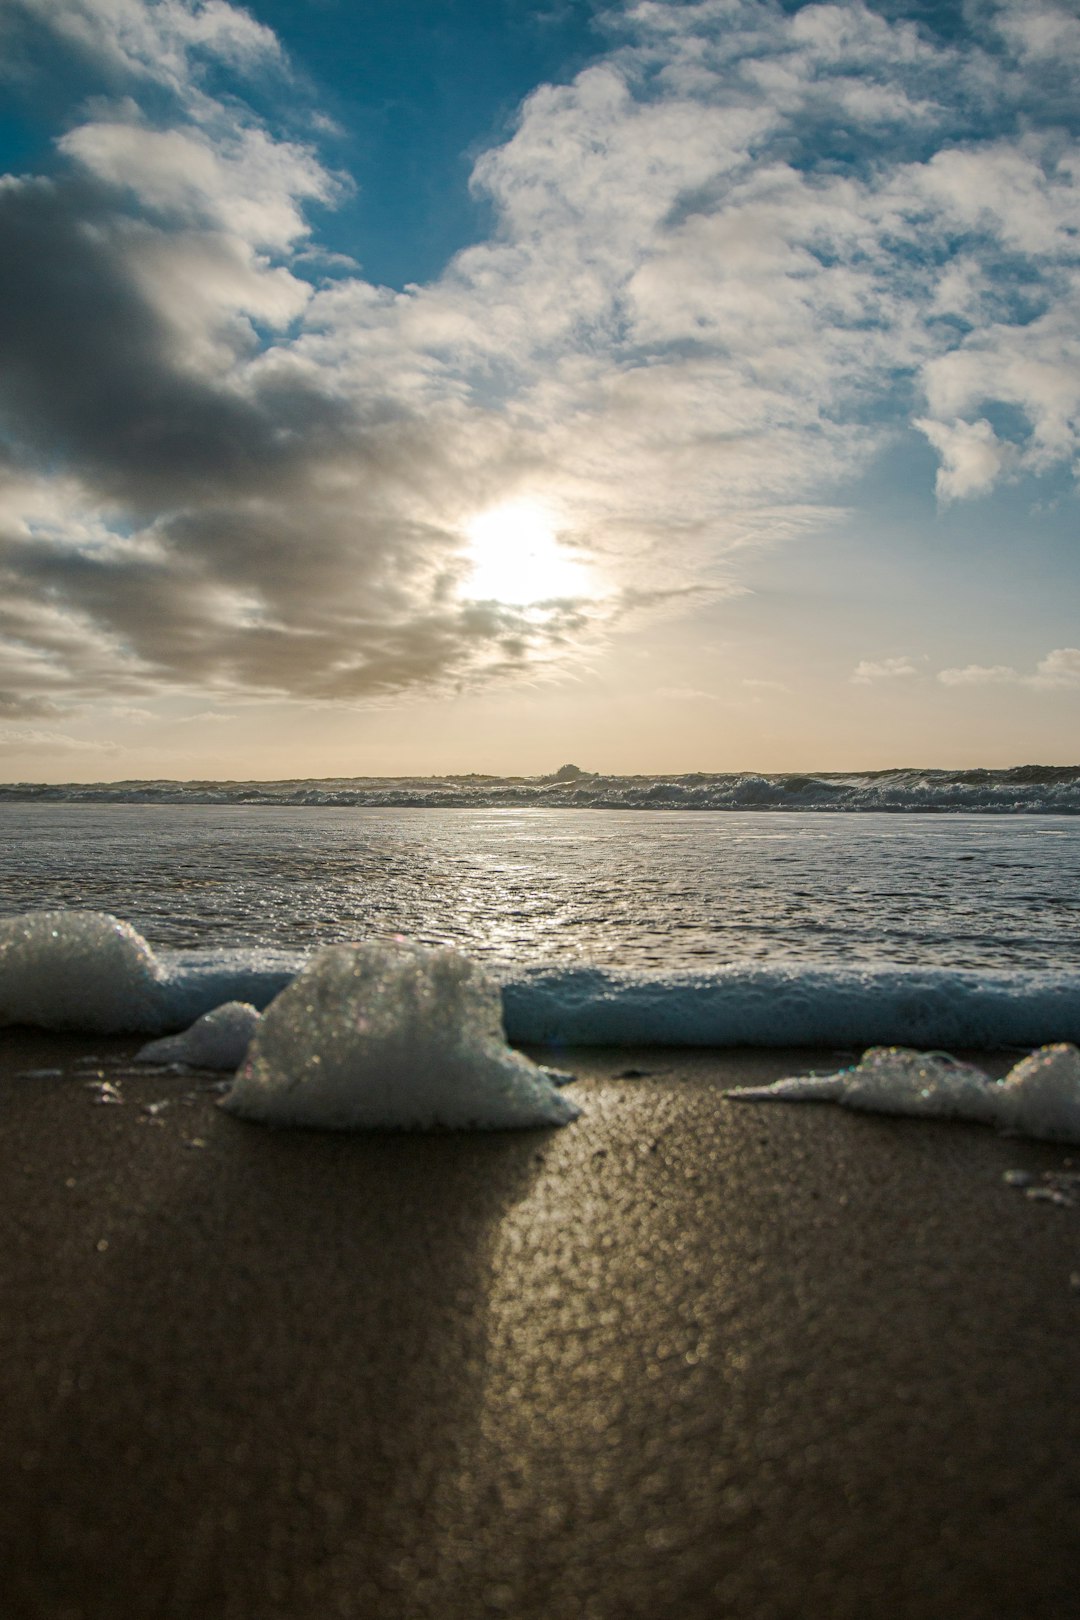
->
914, 417, 1012, 502
1, 0, 1080, 719
1033, 647, 1080, 687
988, 0, 1080, 68
851, 657, 919, 684
59, 120, 333, 249
937, 663, 1020, 687
938, 649, 1080, 689
2, 0, 283, 96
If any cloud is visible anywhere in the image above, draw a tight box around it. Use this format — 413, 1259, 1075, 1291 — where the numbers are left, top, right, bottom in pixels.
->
172, 708, 235, 723
0, 692, 64, 719
989, 0, 1080, 68
2, 0, 283, 97
851, 657, 919, 684
0, 726, 121, 756
937, 648, 1080, 689
937, 662, 1020, 686
59, 120, 334, 249
1, 0, 1080, 720
1033, 646, 1080, 687
913, 417, 1012, 502
109, 705, 156, 722
655, 685, 723, 702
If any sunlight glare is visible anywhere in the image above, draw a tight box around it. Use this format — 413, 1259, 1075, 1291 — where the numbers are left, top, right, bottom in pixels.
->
463, 501, 590, 604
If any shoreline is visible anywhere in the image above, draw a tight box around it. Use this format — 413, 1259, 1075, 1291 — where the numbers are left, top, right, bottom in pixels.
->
2, 1031, 1078, 1619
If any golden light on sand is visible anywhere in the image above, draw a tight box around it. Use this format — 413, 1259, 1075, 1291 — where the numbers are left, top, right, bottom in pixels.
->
462, 500, 590, 605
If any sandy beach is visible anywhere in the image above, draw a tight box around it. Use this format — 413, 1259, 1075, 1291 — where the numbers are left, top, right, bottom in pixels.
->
2, 1031, 1077, 1620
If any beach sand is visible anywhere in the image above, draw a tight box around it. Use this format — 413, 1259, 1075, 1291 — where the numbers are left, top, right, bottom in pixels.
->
2, 1031, 1077, 1620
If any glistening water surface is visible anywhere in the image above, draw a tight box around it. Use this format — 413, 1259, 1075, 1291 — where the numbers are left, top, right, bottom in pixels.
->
2, 805, 1077, 974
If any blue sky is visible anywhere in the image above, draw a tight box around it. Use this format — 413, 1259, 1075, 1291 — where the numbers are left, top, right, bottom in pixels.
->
0, 0, 610, 284
0, 0, 1078, 778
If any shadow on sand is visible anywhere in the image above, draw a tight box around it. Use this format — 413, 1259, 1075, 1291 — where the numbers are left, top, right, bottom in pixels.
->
5, 1076, 550, 1620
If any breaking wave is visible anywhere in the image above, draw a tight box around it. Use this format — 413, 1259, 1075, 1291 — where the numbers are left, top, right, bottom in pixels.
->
2, 764, 1080, 814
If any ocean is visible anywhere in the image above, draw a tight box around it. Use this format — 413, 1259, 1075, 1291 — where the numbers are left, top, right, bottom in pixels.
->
4, 763, 1080, 815
2, 793, 1079, 1052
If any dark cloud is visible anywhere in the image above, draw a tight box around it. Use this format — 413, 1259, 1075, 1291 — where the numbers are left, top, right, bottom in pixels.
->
3, 0, 1078, 732
0, 174, 345, 507
0, 161, 590, 707
0, 691, 64, 719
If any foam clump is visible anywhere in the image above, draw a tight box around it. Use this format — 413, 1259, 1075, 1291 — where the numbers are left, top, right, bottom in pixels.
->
221, 940, 580, 1131
726, 1043, 1080, 1144
136, 1001, 261, 1070
0, 910, 166, 1032
993, 1044, 1080, 1143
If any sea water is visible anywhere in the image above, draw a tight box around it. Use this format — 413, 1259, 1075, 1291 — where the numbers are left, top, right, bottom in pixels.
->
2, 803, 1077, 970
2, 801, 1080, 1133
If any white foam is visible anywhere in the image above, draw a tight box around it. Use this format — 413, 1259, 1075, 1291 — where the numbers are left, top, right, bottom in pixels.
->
221, 940, 581, 1131
136, 1002, 261, 1070
0, 910, 167, 1032
0, 910, 297, 1033
2, 909, 1079, 1053
726, 1043, 1080, 1144
992, 1044, 1080, 1143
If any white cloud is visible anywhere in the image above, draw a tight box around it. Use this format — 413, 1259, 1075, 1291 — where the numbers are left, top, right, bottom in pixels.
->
918, 299, 1080, 490
852, 657, 919, 684
937, 663, 1019, 686
59, 122, 333, 250
124, 228, 314, 374
938, 650, 1080, 689
2, 0, 1080, 716
6, 0, 282, 97
914, 416, 1012, 501
1032, 646, 1080, 688
990, 0, 1080, 66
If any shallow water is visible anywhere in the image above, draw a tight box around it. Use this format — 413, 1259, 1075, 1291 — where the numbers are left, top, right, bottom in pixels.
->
1, 804, 1077, 974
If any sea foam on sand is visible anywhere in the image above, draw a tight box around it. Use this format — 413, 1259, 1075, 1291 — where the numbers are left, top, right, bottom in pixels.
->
0, 910, 297, 1032
136, 1002, 262, 1070
4, 907, 1080, 1141
726, 1044, 1080, 1144
221, 940, 579, 1131
0, 909, 167, 1032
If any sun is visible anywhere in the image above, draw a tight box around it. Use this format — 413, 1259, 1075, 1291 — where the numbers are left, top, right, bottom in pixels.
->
462, 500, 591, 604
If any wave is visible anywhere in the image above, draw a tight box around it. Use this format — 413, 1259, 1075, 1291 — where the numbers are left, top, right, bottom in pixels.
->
503, 965, 1080, 1049
3, 764, 1079, 814
2, 911, 1078, 1048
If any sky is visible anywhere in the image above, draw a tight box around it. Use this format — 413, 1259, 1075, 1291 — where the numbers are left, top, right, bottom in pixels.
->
0, 0, 1078, 781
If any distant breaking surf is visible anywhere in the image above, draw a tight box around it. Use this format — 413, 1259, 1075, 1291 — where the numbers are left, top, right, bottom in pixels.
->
2, 764, 1079, 814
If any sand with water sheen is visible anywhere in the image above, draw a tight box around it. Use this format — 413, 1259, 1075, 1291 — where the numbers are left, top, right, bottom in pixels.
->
2, 1030, 1078, 1620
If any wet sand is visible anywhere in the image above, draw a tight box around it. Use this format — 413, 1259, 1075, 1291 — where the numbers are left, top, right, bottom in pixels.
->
1, 1029, 1078, 1620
